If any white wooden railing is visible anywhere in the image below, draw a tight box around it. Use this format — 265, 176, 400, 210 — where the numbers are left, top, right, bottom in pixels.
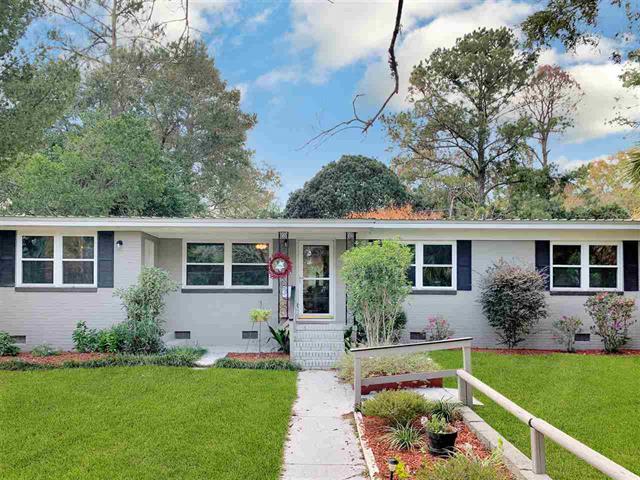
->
351, 338, 640, 480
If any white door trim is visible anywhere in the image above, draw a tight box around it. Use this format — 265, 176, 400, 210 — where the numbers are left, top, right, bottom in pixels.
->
297, 240, 335, 320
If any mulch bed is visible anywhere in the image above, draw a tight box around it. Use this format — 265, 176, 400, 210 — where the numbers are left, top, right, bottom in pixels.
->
226, 352, 290, 361
0, 352, 109, 365
362, 415, 495, 478
474, 347, 640, 356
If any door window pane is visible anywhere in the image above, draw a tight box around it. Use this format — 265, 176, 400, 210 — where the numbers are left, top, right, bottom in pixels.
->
589, 245, 617, 266
232, 243, 269, 263
303, 246, 330, 278
232, 265, 269, 286
589, 268, 617, 288
22, 261, 54, 284
553, 267, 581, 288
22, 236, 53, 258
186, 265, 224, 286
553, 245, 581, 265
63, 261, 94, 284
187, 243, 224, 263
423, 245, 452, 265
423, 266, 452, 287
303, 279, 330, 314
63, 237, 94, 259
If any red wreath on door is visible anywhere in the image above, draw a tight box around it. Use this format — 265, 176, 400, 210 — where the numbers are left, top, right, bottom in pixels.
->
268, 252, 293, 279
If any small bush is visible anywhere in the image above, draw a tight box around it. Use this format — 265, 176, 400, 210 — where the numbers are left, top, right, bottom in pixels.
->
0, 332, 20, 356
337, 352, 439, 383
585, 293, 637, 353
30, 344, 61, 357
214, 357, 301, 371
552, 316, 583, 352
361, 390, 434, 425
430, 399, 462, 423
424, 316, 454, 341
383, 423, 425, 451
268, 326, 290, 354
415, 447, 509, 480
422, 415, 455, 434
479, 259, 547, 348
72, 321, 99, 353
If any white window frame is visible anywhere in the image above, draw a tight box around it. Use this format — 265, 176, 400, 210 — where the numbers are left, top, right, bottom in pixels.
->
297, 240, 335, 318
406, 243, 417, 287
414, 241, 457, 291
16, 233, 98, 288
551, 241, 623, 292
182, 239, 272, 289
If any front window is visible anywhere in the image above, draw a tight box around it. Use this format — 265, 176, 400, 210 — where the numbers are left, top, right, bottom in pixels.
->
21, 236, 54, 284
407, 244, 416, 287
232, 243, 269, 286
63, 236, 95, 285
422, 244, 454, 288
551, 243, 621, 290
186, 243, 224, 286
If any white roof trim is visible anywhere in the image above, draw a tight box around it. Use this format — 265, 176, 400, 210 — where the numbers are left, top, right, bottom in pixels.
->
0, 216, 639, 230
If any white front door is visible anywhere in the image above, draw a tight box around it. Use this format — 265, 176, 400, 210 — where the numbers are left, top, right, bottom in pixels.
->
297, 241, 334, 319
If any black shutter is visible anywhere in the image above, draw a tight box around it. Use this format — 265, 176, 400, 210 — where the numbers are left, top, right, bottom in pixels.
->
98, 231, 115, 288
535, 241, 551, 291
0, 231, 16, 287
456, 240, 472, 291
623, 241, 639, 292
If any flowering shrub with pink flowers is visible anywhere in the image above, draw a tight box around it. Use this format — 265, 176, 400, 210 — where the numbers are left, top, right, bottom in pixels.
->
584, 293, 637, 353
424, 316, 454, 341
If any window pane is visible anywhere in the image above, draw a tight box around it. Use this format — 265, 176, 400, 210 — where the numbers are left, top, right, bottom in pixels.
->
63, 261, 94, 284
22, 236, 53, 259
589, 245, 617, 266
186, 265, 224, 286
423, 266, 452, 287
553, 245, 581, 265
423, 245, 452, 265
187, 243, 224, 263
232, 265, 269, 286
232, 243, 269, 263
590, 268, 617, 288
303, 279, 330, 314
22, 261, 53, 284
63, 237, 94, 259
302, 245, 330, 278
407, 244, 415, 264
553, 267, 581, 288
407, 266, 416, 287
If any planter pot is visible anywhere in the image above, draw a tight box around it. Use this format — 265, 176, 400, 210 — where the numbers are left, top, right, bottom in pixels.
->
360, 378, 443, 395
427, 429, 458, 457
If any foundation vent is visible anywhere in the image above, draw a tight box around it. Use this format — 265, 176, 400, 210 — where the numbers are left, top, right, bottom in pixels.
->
11, 335, 26, 344
410, 331, 427, 341
242, 331, 258, 340
575, 333, 591, 342
174, 331, 191, 340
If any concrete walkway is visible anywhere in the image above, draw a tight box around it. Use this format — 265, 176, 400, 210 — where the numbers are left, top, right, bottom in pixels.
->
282, 371, 367, 480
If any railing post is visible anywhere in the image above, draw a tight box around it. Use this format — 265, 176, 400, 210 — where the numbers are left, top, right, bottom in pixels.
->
457, 345, 473, 407
531, 427, 546, 474
354, 356, 362, 407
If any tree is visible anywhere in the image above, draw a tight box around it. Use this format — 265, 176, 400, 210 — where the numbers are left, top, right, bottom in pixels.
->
383, 28, 537, 212
284, 155, 410, 218
3, 114, 201, 216
520, 65, 583, 168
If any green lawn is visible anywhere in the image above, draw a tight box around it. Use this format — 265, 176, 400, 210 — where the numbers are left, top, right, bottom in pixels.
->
430, 350, 640, 480
0, 367, 297, 480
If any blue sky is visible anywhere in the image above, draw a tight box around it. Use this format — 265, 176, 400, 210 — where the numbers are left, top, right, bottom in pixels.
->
36, 0, 640, 205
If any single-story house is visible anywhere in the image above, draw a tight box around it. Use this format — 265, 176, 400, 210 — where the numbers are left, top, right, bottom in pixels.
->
1, 216, 639, 367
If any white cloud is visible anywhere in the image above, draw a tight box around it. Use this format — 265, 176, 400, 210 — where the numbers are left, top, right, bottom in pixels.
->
234, 82, 250, 106
254, 66, 303, 89
554, 154, 610, 171
150, 0, 238, 42
245, 7, 273, 32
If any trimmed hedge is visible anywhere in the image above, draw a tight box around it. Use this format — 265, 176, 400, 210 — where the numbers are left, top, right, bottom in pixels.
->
214, 357, 301, 371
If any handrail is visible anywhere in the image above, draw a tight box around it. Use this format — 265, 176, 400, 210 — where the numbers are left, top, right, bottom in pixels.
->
457, 369, 640, 480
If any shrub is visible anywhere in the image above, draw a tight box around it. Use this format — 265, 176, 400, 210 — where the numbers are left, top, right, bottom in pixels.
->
479, 259, 547, 348
73, 322, 130, 354
0, 360, 54, 371
383, 423, 425, 451
213, 357, 301, 371
585, 293, 637, 353
422, 415, 455, 434
341, 240, 412, 346
352, 311, 407, 346
552, 316, 583, 352
360, 390, 434, 425
114, 267, 178, 354
424, 316, 454, 341
72, 321, 99, 352
30, 344, 61, 357
430, 399, 462, 423
268, 326, 290, 354
336, 352, 439, 383
415, 447, 509, 480
0, 332, 20, 356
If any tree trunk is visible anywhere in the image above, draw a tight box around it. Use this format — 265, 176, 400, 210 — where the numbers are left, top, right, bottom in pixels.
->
540, 134, 549, 169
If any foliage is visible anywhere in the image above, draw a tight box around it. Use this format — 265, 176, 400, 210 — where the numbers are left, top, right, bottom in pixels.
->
424, 316, 454, 341
250, 309, 271, 323
0, 331, 20, 356
4, 113, 201, 217
213, 357, 301, 371
340, 240, 412, 346
346, 204, 443, 220
383, 27, 536, 210
352, 310, 407, 346
479, 260, 547, 348
337, 352, 439, 383
30, 343, 61, 357
284, 155, 410, 218
72, 321, 98, 353
268, 326, 290, 354
383, 423, 426, 451
585, 293, 637, 353
422, 415, 455, 434
552, 316, 583, 353
416, 446, 509, 480
430, 399, 462, 423
114, 267, 178, 354
360, 390, 434, 425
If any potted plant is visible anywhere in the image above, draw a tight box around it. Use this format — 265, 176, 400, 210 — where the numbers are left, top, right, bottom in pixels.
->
249, 308, 271, 355
422, 415, 458, 457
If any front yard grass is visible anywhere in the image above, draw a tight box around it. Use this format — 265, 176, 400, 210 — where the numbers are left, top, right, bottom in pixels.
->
430, 350, 640, 480
0, 367, 297, 480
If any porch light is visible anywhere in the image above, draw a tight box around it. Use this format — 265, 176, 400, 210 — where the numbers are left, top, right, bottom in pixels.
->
255, 243, 269, 250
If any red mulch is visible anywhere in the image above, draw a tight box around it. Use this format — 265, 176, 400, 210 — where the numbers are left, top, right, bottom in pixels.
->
226, 352, 290, 361
474, 347, 640, 356
0, 352, 109, 365
362, 415, 496, 479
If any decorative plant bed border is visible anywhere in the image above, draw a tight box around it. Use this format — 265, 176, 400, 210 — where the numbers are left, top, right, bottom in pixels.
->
361, 378, 443, 395
226, 352, 290, 361
0, 352, 108, 366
